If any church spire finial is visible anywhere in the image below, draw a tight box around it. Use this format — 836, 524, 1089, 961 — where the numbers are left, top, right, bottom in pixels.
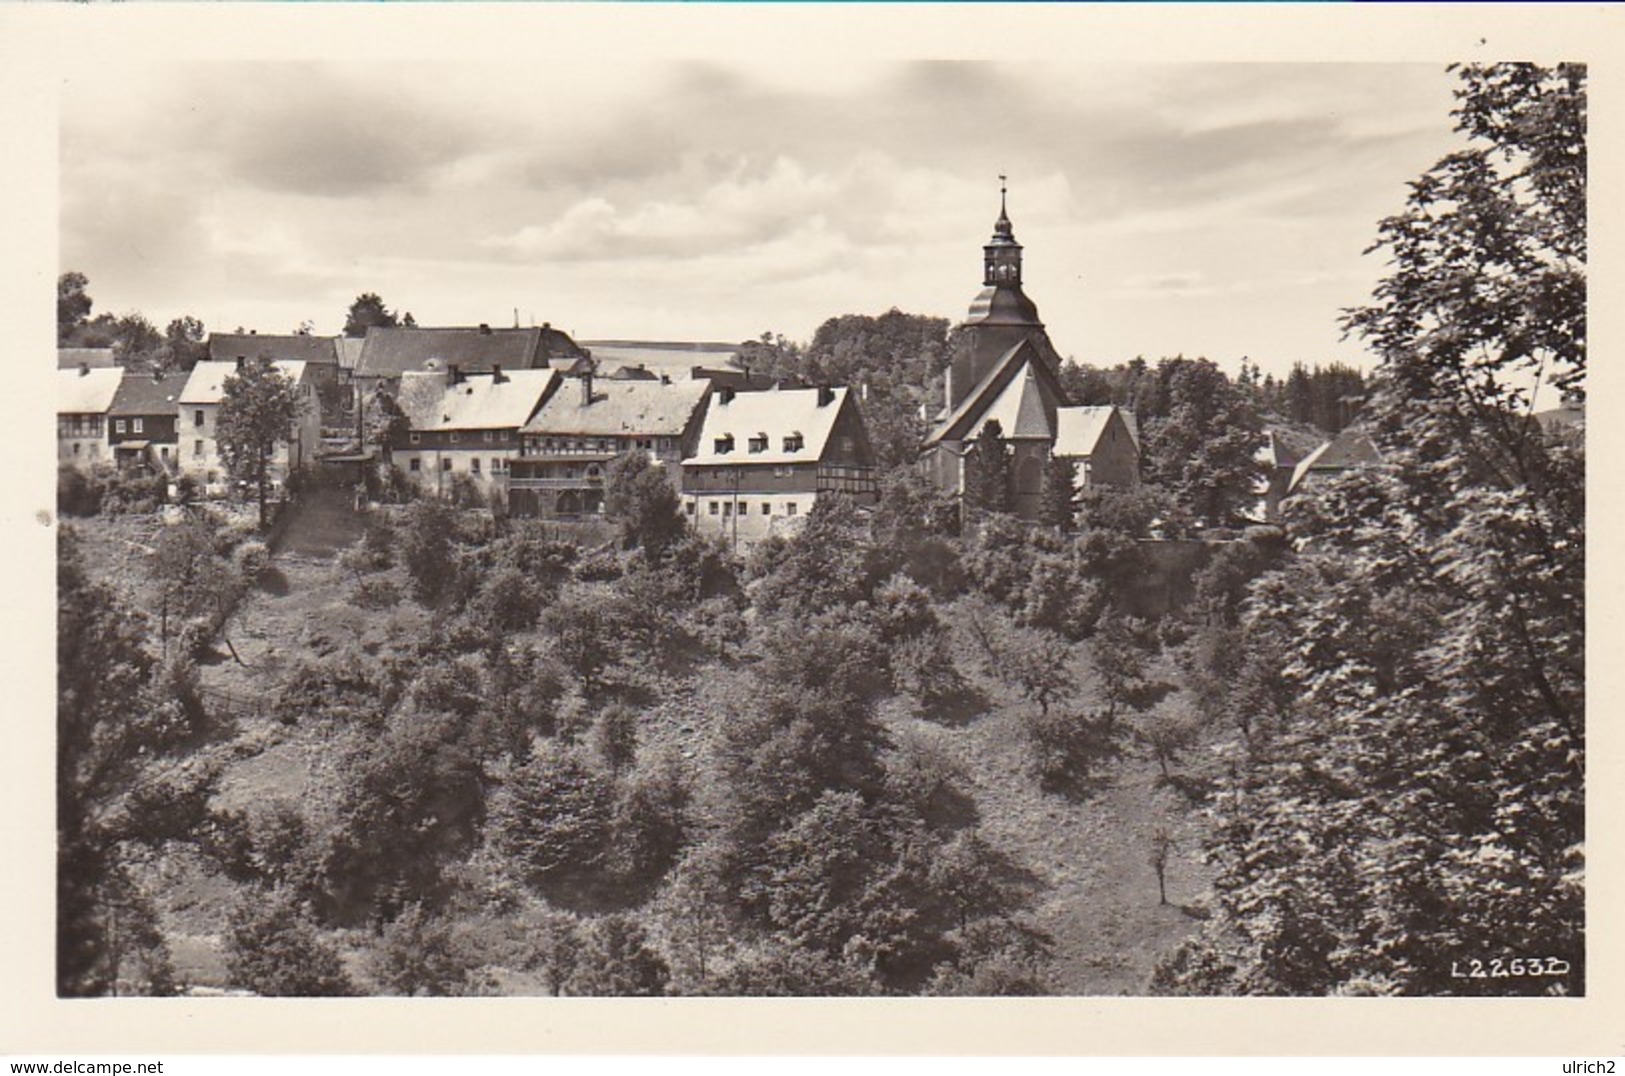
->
999, 173, 1008, 217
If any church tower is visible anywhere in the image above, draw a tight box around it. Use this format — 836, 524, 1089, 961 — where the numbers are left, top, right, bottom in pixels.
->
947, 181, 1062, 412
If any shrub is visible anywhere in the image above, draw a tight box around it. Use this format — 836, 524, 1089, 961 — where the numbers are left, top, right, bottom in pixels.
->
233, 540, 271, 585
57, 466, 103, 517
351, 577, 402, 611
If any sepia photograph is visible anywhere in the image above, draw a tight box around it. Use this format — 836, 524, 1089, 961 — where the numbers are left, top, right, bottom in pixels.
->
7, 2, 1618, 1060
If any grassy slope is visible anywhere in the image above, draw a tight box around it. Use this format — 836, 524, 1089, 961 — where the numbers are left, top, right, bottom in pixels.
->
74, 509, 1221, 996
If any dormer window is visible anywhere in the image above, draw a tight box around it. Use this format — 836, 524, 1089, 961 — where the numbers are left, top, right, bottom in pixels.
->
783, 432, 804, 453
749, 433, 768, 453
714, 434, 734, 454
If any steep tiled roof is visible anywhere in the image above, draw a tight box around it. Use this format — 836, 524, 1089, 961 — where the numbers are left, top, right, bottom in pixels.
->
357, 326, 585, 379
57, 348, 116, 370
396, 369, 557, 432
522, 377, 710, 438
110, 370, 190, 416
209, 333, 340, 366
925, 337, 1067, 447
686, 386, 851, 466
1288, 427, 1383, 493
58, 367, 124, 414
180, 361, 310, 405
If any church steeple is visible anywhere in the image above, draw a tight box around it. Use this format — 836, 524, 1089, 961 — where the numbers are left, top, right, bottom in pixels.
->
984, 175, 1022, 286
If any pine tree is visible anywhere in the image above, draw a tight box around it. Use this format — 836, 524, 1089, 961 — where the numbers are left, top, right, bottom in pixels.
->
1038, 452, 1078, 532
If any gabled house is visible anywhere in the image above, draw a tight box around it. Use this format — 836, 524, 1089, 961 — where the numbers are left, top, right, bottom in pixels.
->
108, 369, 190, 475
179, 359, 323, 493
58, 365, 124, 470
1255, 430, 1303, 522
1286, 426, 1383, 497
509, 369, 711, 519
681, 384, 876, 543
391, 366, 558, 498
921, 192, 1139, 520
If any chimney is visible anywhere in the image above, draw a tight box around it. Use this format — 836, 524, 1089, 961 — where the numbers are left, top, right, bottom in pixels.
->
579, 369, 594, 407
78, 362, 89, 377
817, 385, 835, 407
478, 323, 491, 335
944, 366, 954, 411
491, 363, 505, 384
718, 386, 735, 406
447, 362, 462, 386
660, 373, 671, 386
235, 356, 245, 371
151, 368, 164, 383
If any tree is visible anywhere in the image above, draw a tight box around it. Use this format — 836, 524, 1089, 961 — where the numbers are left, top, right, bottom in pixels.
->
1038, 452, 1078, 532
110, 312, 164, 369
216, 358, 302, 530
1163, 64, 1586, 997
1138, 357, 1267, 527
344, 292, 399, 337
224, 888, 353, 996
1147, 827, 1177, 906
603, 450, 686, 557
397, 498, 460, 604
563, 915, 670, 996
58, 272, 93, 344
964, 419, 1011, 516
493, 744, 614, 890
370, 903, 476, 996
159, 316, 208, 372
58, 529, 214, 996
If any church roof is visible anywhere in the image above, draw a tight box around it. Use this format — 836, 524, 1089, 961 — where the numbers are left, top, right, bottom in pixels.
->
965, 284, 1043, 327
925, 337, 1066, 447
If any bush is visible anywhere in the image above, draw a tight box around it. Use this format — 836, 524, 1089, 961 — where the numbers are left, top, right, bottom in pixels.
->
57, 466, 103, 517
1022, 708, 1121, 796
234, 540, 271, 584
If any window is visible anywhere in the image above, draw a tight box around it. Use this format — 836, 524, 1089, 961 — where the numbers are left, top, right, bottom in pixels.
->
409, 432, 421, 445
787, 502, 798, 516
409, 458, 421, 472
723, 502, 732, 517
449, 432, 460, 444
749, 433, 768, 453
686, 502, 695, 516
73, 443, 81, 456
783, 433, 804, 453
471, 458, 482, 474
193, 439, 205, 458
491, 458, 504, 474
762, 502, 771, 515
194, 409, 204, 427
114, 419, 126, 435
708, 501, 719, 516
207, 471, 216, 483
714, 434, 734, 454
132, 418, 144, 434
774, 464, 792, 478
636, 438, 653, 451
159, 446, 169, 459
441, 458, 453, 471
484, 430, 495, 443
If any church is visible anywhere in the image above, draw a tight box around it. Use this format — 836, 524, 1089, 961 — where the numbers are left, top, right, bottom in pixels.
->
921, 190, 1140, 521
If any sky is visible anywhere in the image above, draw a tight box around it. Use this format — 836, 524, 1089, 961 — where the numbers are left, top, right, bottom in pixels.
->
60, 59, 1464, 379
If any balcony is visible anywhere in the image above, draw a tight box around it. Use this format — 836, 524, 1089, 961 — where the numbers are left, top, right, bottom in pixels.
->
506, 475, 605, 491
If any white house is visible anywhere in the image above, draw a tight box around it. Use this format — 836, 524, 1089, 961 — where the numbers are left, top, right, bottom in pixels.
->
58, 365, 124, 471
178, 359, 322, 493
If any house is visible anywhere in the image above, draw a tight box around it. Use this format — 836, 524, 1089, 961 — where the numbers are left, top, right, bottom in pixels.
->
178, 359, 323, 493
921, 191, 1139, 520
681, 384, 876, 543
210, 332, 349, 434
58, 365, 124, 470
107, 369, 190, 476
1286, 426, 1383, 497
57, 347, 116, 370
509, 369, 711, 520
390, 366, 558, 499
